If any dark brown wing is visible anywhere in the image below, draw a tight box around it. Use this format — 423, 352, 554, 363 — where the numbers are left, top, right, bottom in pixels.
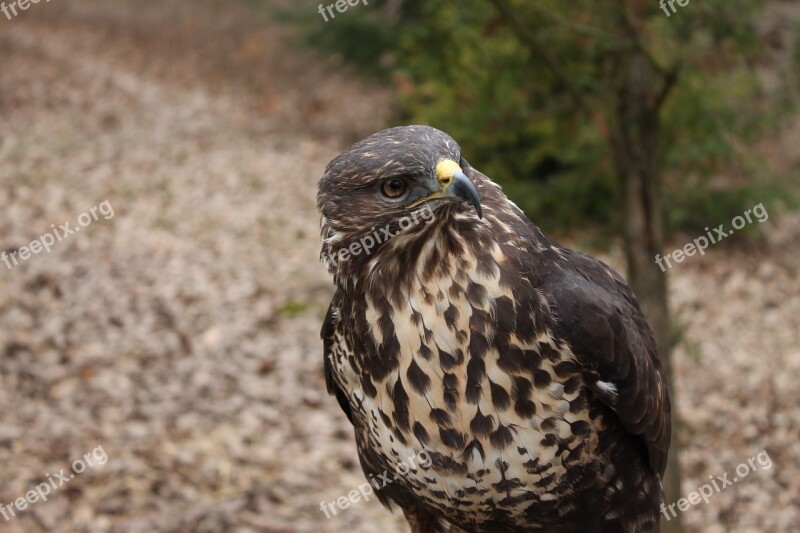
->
321, 291, 354, 425
543, 251, 671, 476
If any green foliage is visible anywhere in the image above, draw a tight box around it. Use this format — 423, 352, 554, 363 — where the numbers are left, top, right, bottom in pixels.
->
263, 0, 402, 78
668, 185, 770, 236
388, 1, 621, 233
273, 0, 796, 239
276, 300, 311, 318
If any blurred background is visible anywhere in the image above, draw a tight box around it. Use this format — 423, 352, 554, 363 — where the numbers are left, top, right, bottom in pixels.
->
1, 0, 798, 531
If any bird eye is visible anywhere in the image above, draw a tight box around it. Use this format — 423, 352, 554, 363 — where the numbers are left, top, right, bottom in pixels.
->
381, 178, 407, 199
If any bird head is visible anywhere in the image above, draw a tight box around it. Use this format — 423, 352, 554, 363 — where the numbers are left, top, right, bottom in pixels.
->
317, 126, 487, 279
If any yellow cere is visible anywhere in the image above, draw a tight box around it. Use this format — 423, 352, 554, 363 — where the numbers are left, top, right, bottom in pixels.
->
435, 159, 462, 186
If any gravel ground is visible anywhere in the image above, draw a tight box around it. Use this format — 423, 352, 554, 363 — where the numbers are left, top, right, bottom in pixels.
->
1, 2, 798, 532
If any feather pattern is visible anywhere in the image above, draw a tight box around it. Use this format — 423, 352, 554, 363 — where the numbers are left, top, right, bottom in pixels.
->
318, 126, 670, 532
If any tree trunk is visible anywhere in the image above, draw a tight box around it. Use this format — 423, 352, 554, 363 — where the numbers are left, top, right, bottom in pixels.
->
610, 50, 682, 533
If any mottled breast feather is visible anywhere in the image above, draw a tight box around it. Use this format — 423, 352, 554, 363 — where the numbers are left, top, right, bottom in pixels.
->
318, 126, 670, 532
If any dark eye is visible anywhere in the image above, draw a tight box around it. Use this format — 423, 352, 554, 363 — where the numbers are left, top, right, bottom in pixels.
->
381, 178, 407, 199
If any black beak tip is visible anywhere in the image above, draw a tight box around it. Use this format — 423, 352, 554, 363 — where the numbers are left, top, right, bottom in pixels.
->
452, 171, 483, 219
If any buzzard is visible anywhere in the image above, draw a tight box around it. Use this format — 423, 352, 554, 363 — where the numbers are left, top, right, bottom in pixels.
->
317, 125, 671, 532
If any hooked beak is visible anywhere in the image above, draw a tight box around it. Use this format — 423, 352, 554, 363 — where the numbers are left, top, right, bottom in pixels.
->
447, 169, 483, 219
407, 159, 483, 218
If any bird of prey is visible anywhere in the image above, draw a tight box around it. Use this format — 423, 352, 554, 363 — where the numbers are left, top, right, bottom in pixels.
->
317, 125, 671, 532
